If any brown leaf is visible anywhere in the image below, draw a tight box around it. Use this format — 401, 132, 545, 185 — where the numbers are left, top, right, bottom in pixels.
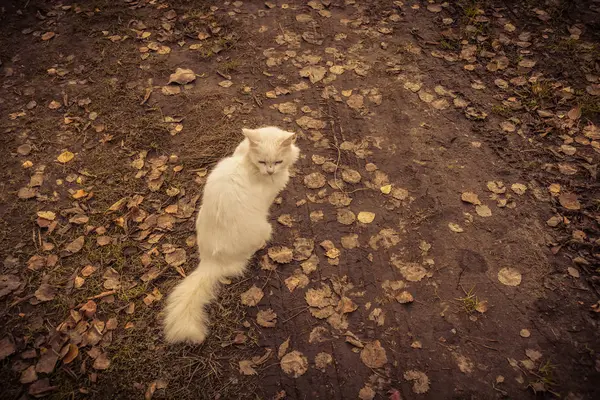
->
96, 236, 111, 246
268, 246, 293, 264
18, 187, 38, 199
92, 352, 111, 370
145, 379, 168, 400
239, 360, 258, 375
284, 270, 309, 292
497, 267, 522, 286
0, 275, 22, 299
168, 68, 196, 85
80, 300, 97, 318
280, 350, 308, 378
240, 285, 264, 306
359, 386, 378, 400
396, 291, 414, 304
567, 106, 581, 120
35, 283, 56, 302
41, 32, 56, 41
36, 349, 59, 374
28, 378, 57, 397
293, 238, 314, 261
257, 309, 277, 327
62, 344, 78, 364
0, 337, 16, 360
20, 365, 38, 384
360, 340, 388, 368
65, 236, 85, 254
81, 265, 97, 277
165, 248, 187, 267
461, 192, 481, 205
404, 370, 430, 394
303, 172, 326, 189
314, 352, 333, 371
278, 337, 290, 359
558, 193, 581, 210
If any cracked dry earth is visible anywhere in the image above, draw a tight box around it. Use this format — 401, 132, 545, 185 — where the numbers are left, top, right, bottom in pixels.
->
1, 0, 599, 399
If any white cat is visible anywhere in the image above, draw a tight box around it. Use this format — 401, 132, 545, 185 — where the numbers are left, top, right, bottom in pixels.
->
164, 126, 300, 344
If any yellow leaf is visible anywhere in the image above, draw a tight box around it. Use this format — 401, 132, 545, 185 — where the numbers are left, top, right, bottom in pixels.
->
57, 151, 75, 164
37, 211, 56, 220
357, 212, 375, 224
72, 189, 88, 199
380, 184, 392, 194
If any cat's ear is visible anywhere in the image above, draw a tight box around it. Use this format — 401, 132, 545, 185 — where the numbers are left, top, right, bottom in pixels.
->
280, 133, 297, 148
242, 128, 260, 147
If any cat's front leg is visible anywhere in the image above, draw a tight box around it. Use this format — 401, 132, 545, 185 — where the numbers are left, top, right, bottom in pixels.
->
257, 222, 272, 251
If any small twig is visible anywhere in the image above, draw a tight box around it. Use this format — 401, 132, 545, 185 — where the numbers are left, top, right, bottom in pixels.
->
87, 290, 116, 300
216, 70, 231, 80
252, 94, 262, 107
465, 338, 499, 351
261, 270, 273, 291
282, 306, 309, 323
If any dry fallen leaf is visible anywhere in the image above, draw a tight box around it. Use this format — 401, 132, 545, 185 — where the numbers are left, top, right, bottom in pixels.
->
392, 258, 427, 282
62, 344, 78, 364
314, 352, 333, 371
268, 246, 293, 264
341, 234, 359, 249
168, 68, 196, 85
360, 340, 388, 368
511, 183, 527, 195
475, 205, 492, 217
0, 275, 21, 299
448, 223, 464, 233
240, 285, 264, 306
239, 360, 257, 375
35, 283, 56, 302
498, 267, 522, 286
461, 192, 481, 205
65, 236, 85, 254
558, 193, 581, 210
404, 370, 430, 394
357, 211, 375, 224
57, 151, 75, 164
284, 270, 309, 292
278, 337, 290, 359
0, 337, 16, 360
336, 208, 356, 225
320, 240, 340, 259
257, 309, 277, 327
396, 291, 414, 304
304, 172, 326, 189
280, 350, 308, 378
92, 352, 111, 370
358, 386, 376, 400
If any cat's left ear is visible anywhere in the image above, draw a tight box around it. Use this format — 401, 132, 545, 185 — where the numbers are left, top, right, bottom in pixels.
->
280, 133, 297, 148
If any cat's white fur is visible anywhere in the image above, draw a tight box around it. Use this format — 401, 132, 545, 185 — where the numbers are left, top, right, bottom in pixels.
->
164, 126, 300, 344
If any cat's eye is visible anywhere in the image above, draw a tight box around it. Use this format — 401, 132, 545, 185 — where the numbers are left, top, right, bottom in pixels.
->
258, 161, 266, 164
275, 161, 283, 164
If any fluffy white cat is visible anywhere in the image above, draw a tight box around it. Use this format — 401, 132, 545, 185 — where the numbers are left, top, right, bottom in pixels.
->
164, 126, 300, 344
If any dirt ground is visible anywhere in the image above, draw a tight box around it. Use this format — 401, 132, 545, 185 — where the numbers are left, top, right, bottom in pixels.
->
1, 0, 599, 399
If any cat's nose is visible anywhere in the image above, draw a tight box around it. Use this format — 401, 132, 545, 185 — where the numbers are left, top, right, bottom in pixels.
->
267, 170, 274, 175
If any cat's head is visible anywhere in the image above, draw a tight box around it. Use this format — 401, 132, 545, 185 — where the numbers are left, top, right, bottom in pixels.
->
242, 127, 300, 176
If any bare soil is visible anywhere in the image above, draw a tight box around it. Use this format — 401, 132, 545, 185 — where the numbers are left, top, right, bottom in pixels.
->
0, 1, 599, 399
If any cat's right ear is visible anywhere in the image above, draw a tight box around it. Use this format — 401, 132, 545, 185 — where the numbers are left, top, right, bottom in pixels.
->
242, 128, 260, 147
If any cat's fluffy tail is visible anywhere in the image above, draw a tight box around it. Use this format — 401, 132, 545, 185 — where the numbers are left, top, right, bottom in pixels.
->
163, 261, 223, 344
